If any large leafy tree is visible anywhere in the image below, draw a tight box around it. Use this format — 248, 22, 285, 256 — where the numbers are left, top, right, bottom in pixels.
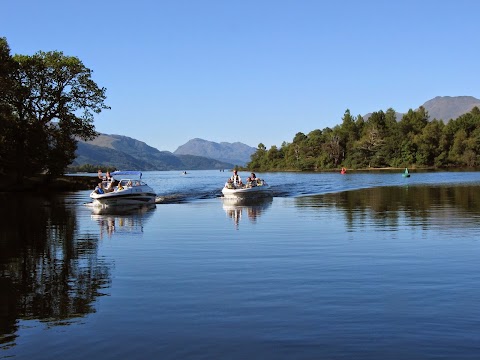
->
0, 38, 18, 173
0, 38, 109, 181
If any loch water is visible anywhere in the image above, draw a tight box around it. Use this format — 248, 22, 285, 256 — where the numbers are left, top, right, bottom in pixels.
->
1, 170, 480, 359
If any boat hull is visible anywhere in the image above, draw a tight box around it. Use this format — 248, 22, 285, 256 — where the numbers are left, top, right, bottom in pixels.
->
221, 185, 272, 199
90, 186, 156, 206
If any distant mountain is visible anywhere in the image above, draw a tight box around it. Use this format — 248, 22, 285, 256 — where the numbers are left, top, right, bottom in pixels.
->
364, 95, 480, 122
73, 134, 233, 170
174, 138, 256, 166
421, 96, 480, 121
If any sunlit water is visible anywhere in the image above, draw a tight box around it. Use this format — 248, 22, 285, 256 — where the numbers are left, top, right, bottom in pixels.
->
1, 170, 480, 359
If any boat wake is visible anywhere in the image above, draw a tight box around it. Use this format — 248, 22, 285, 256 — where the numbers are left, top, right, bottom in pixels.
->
155, 189, 223, 204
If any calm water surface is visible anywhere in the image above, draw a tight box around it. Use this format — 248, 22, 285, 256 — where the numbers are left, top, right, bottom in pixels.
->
1, 170, 480, 359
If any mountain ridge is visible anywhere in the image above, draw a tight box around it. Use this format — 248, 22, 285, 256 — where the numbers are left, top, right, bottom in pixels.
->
363, 95, 480, 121
173, 138, 256, 166
422, 96, 480, 121
74, 134, 235, 171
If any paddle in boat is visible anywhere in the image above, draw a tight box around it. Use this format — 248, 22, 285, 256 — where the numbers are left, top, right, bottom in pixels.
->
222, 178, 273, 200
90, 171, 156, 206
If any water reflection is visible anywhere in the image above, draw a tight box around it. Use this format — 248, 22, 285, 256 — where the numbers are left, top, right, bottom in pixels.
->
89, 204, 156, 239
295, 185, 480, 231
222, 197, 273, 229
0, 193, 112, 349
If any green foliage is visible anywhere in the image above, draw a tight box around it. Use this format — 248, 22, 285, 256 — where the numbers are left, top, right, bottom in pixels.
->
0, 37, 109, 181
66, 164, 116, 173
246, 106, 480, 171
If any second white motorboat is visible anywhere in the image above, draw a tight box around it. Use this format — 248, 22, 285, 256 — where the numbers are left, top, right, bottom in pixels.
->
221, 178, 273, 200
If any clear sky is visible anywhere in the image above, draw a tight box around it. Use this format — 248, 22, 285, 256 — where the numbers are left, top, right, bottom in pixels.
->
3, 0, 479, 152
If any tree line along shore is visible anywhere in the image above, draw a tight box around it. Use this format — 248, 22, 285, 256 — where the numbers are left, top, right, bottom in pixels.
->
245, 107, 480, 172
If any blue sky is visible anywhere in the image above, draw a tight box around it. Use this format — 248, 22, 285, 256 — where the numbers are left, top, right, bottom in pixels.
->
3, 0, 479, 152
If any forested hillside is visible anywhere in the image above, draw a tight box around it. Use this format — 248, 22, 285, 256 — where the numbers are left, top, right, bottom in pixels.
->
247, 107, 480, 171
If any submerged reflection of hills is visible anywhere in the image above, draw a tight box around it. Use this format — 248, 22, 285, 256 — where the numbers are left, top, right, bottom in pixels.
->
222, 197, 273, 229
295, 185, 480, 230
0, 193, 112, 349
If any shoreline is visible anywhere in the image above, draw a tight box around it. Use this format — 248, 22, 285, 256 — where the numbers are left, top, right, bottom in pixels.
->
0, 174, 99, 193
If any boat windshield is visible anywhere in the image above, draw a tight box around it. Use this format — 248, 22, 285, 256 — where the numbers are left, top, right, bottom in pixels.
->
111, 171, 143, 179
118, 179, 144, 187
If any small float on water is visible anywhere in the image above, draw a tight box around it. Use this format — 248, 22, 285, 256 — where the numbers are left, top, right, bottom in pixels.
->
402, 168, 411, 178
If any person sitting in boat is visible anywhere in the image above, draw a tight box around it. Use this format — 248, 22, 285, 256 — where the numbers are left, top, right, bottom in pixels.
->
98, 170, 113, 181
226, 178, 235, 189
104, 181, 115, 193
126, 180, 133, 187
94, 182, 104, 194
246, 177, 257, 188
117, 181, 124, 191
250, 172, 263, 185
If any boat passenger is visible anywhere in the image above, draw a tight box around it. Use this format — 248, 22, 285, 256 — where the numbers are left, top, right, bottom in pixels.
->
94, 182, 104, 194
126, 180, 133, 187
225, 179, 233, 188
246, 177, 257, 188
103, 180, 115, 193
117, 182, 124, 191
250, 172, 263, 185
98, 169, 113, 181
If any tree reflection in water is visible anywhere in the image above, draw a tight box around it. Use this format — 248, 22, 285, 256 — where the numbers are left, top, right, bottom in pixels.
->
295, 185, 480, 231
0, 193, 112, 349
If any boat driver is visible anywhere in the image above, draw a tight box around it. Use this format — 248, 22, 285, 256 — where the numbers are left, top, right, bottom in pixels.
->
230, 170, 242, 186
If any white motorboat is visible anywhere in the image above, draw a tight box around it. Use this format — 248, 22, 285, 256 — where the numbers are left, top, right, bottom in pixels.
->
89, 171, 156, 206
221, 179, 273, 199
